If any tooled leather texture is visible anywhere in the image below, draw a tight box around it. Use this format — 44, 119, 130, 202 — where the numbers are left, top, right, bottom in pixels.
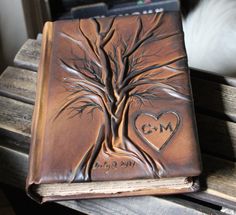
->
29, 12, 201, 185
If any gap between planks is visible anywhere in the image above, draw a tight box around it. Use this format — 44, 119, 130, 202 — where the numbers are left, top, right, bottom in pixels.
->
1, 67, 236, 160
0, 145, 227, 215
13, 38, 236, 122
0, 94, 235, 209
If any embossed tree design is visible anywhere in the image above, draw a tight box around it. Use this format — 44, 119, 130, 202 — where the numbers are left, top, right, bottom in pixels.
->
55, 13, 190, 181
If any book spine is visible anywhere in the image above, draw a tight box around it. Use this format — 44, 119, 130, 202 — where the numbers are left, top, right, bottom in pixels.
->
26, 21, 53, 201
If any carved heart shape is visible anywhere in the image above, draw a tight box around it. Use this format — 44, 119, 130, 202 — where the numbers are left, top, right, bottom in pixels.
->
134, 111, 180, 151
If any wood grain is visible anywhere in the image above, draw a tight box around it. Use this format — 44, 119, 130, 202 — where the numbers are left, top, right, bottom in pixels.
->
0, 64, 235, 160
187, 154, 236, 210
14, 39, 41, 71
3, 37, 235, 212
0, 146, 225, 214
0, 146, 28, 189
0, 95, 235, 209
0, 143, 232, 213
59, 196, 224, 215
203, 155, 236, 202
0, 96, 32, 147
0, 67, 36, 104
196, 114, 236, 161
59, 155, 236, 211
13, 39, 236, 121
192, 77, 236, 122
191, 67, 236, 88
1, 66, 235, 160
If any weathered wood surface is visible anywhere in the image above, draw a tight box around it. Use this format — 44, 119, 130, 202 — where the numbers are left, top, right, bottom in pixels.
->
0, 145, 28, 189
201, 155, 236, 206
13, 38, 236, 91
0, 67, 36, 104
196, 114, 236, 161
191, 67, 236, 88
59, 196, 225, 215
14, 39, 41, 71
0, 96, 32, 148
1, 66, 236, 160
0, 92, 235, 210
0, 145, 226, 215
14, 39, 236, 121
200, 154, 236, 208
0, 38, 234, 213
192, 77, 236, 122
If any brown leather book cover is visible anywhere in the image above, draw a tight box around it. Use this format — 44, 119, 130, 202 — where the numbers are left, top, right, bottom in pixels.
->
26, 11, 202, 203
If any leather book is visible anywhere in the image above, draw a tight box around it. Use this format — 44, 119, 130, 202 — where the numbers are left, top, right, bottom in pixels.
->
26, 11, 202, 203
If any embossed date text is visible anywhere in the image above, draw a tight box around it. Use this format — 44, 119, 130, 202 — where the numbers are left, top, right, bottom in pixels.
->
93, 160, 135, 171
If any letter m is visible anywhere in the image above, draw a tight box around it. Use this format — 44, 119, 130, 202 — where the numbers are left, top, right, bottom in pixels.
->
160, 122, 173, 133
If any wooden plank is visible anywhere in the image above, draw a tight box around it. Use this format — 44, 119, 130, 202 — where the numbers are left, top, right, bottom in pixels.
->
203, 155, 236, 204
0, 144, 229, 214
59, 155, 236, 211
14, 39, 236, 89
191, 67, 236, 88
0, 67, 36, 104
0, 146, 28, 189
0, 66, 235, 160
0, 96, 32, 149
5, 38, 236, 212
14, 39, 41, 71
59, 196, 224, 215
187, 155, 236, 210
0, 146, 224, 215
0, 96, 235, 210
221, 207, 236, 214
14, 39, 236, 122
196, 114, 236, 161
192, 77, 236, 122
188, 192, 236, 212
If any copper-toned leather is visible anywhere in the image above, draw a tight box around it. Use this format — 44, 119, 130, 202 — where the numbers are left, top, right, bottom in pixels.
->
27, 12, 202, 202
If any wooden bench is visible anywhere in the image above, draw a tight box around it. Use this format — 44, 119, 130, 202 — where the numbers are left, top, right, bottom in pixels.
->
0, 37, 235, 214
